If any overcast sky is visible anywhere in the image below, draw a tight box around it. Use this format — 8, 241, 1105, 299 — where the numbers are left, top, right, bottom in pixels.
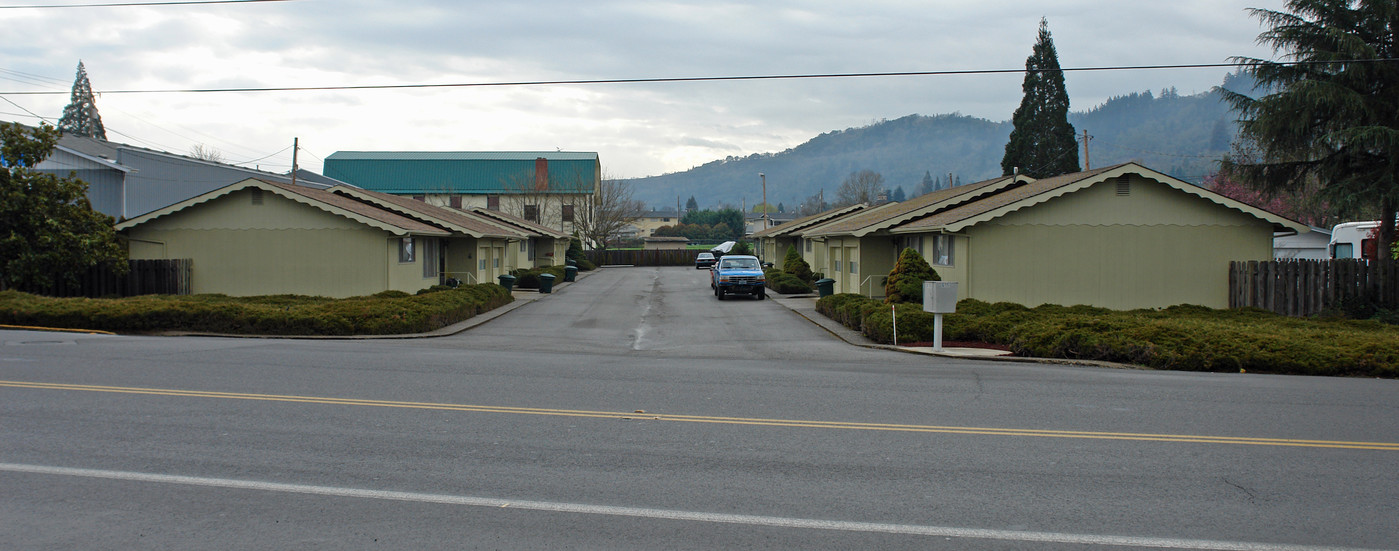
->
1, 0, 1286, 179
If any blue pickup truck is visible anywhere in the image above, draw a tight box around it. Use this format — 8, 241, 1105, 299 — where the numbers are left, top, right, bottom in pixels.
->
710, 254, 766, 300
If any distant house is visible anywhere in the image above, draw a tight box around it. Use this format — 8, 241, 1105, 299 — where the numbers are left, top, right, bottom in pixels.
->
115, 178, 570, 297
790, 163, 1306, 309
631, 209, 685, 238
744, 211, 797, 236
34, 132, 341, 220
322, 151, 600, 235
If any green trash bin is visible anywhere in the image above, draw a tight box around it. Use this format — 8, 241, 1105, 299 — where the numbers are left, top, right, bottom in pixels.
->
815, 278, 835, 297
497, 274, 516, 292
539, 273, 556, 294
563, 265, 577, 282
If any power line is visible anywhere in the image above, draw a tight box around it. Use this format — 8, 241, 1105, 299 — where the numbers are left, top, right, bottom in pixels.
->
1, 0, 293, 9
3, 59, 1394, 97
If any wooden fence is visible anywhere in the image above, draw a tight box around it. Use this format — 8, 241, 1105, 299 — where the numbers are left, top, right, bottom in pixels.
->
585, 249, 698, 267
1228, 259, 1397, 316
17, 259, 193, 298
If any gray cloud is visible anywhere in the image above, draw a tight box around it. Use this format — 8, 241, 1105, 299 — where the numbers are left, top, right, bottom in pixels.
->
1, 0, 1287, 178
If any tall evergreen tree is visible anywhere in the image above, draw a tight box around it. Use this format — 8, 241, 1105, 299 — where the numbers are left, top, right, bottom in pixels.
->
917, 171, 935, 196
685, 195, 699, 212
57, 61, 106, 140
890, 185, 906, 202
1220, 0, 1399, 256
1001, 19, 1079, 178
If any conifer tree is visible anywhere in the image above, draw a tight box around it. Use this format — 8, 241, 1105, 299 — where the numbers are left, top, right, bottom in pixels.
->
884, 248, 940, 304
1220, 0, 1399, 258
1001, 18, 1079, 178
57, 62, 106, 140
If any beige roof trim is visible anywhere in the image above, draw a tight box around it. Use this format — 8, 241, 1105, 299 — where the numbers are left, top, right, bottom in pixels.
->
887, 163, 1309, 235
751, 204, 869, 238
468, 207, 570, 239
115, 178, 450, 237
327, 185, 523, 239
804, 174, 1024, 238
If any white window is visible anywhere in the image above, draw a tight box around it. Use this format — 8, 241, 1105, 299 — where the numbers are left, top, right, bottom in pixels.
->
422, 238, 439, 278
398, 237, 415, 263
932, 235, 954, 266
849, 260, 857, 274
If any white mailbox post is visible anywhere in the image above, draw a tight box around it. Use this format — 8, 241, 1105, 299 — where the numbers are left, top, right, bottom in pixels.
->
922, 281, 958, 351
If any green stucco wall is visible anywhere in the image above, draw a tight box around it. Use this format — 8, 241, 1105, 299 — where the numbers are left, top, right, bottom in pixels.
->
124, 189, 438, 297
959, 177, 1274, 309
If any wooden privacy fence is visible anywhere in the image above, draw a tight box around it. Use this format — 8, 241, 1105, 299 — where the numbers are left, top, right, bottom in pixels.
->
22, 259, 193, 298
585, 249, 698, 267
1229, 259, 1397, 316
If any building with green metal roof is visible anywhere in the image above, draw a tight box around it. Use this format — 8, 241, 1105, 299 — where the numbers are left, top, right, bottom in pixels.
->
323, 151, 600, 234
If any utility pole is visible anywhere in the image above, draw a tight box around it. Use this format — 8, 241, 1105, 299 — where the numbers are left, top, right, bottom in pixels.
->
291, 137, 299, 187
1081, 129, 1091, 171
759, 173, 768, 229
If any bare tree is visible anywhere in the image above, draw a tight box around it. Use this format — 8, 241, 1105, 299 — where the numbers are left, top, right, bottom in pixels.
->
833, 170, 884, 207
188, 143, 225, 163
498, 165, 595, 232
575, 177, 644, 250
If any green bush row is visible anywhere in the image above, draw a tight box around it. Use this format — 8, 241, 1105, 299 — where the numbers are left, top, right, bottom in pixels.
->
0, 284, 514, 336
815, 293, 1399, 378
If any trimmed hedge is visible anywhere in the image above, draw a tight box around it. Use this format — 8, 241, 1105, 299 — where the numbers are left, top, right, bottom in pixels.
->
0, 284, 514, 336
816, 294, 1399, 378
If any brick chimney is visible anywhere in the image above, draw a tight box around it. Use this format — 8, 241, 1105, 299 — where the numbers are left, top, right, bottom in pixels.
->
534, 157, 549, 191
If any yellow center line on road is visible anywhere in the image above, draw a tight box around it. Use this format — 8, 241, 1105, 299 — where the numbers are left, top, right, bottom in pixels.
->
4, 379, 1398, 451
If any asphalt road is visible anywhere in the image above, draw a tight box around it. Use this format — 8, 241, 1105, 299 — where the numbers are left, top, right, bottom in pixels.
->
3, 266, 1398, 550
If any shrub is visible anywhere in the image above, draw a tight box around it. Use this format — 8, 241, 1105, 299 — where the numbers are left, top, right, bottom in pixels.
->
566, 238, 596, 271
0, 284, 515, 336
782, 245, 813, 282
510, 265, 567, 289
884, 248, 940, 304
815, 295, 1399, 378
765, 268, 812, 294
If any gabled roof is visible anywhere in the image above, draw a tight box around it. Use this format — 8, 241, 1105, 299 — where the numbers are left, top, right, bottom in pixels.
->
888, 162, 1309, 235
115, 178, 450, 237
328, 185, 524, 239
750, 204, 868, 238
804, 174, 1024, 237
468, 207, 571, 239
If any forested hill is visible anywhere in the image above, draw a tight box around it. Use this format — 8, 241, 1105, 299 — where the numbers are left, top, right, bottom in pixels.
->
627, 73, 1251, 210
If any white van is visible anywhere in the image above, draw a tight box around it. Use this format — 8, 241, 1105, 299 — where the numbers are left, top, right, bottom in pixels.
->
1329, 221, 1379, 260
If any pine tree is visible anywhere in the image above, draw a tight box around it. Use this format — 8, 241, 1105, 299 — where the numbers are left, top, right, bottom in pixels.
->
891, 186, 906, 202
918, 172, 935, 196
684, 196, 698, 212
57, 61, 106, 140
1220, 0, 1399, 258
1001, 19, 1079, 178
